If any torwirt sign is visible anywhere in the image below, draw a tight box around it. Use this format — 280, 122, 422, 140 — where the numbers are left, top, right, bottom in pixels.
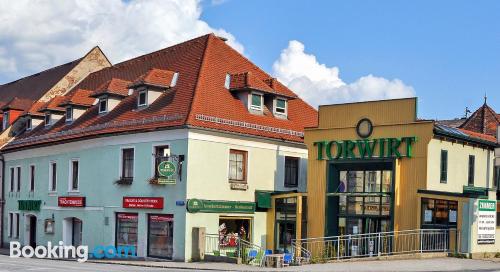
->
157, 160, 176, 184
313, 137, 417, 160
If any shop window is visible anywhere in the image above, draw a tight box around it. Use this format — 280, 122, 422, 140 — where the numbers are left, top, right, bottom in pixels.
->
16, 166, 21, 192
121, 148, 134, 181
440, 150, 448, 183
49, 161, 57, 192
154, 145, 170, 178
69, 160, 79, 191
116, 213, 138, 256
29, 165, 35, 192
468, 155, 475, 186
219, 217, 251, 248
229, 149, 247, 183
147, 214, 174, 259
284, 157, 299, 187
421, 198, 457, 228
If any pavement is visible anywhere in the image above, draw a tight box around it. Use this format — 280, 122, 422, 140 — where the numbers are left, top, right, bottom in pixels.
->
0, 255, 498, 272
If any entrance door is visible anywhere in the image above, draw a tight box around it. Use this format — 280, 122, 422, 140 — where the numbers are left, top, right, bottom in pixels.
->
28, 216, 36, 247
63, 217, 83, 246
147, 214, 174, 259
72, 218, 83, 246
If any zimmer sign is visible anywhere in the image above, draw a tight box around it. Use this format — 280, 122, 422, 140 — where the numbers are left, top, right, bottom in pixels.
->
314, 137, 417, 160
477, 200, 496, 244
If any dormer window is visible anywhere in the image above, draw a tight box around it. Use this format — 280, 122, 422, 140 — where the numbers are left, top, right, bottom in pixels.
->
66, 106, 73, 122
138, 90, 147, 107
44, 113, 51, 126
224, 74, 231, 89
275, 98, 287, 116
2, 111, 9, 130
250, 93, 263, 111
98, 98, 108, 114
26, 118, 32, 131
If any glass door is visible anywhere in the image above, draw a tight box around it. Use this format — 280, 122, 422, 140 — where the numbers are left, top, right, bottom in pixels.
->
148, 214, 174, 259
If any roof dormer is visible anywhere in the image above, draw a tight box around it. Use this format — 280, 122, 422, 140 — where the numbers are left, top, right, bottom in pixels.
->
38, 97, 66, 127
58, 89, 94, 123
20, 102, 45, 131
90, 78, 132, 114
0, 97, 34, 131
129, 68, 178, 108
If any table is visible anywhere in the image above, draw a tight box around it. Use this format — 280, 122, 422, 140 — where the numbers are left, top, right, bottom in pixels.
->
264, 254, 285, 268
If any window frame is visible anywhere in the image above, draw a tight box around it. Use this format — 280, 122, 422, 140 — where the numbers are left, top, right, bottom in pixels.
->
29, 164, 35, 192
14, 213, 19, 238
120, 147, 135, 181
468, 155, 475, 186
8, 212, 13, 238
26, 117, 32, 131
228, 149, 248, 183
16, 166, 21, 192
49, 161, 57, 192
275, 98, 287, 116
65, 106, 73, 122
284, 156, 299, 188
44, 113, 51, 127
153, 145, 170, 179
224, 73, 231, 89
9, 167, 14, 192
3, 111, 9, 130
98, 97, 108, 114
138, 90, 148, 107
68, 159, 79, 192
440, 150, 448, 183
250, 93, 263, 111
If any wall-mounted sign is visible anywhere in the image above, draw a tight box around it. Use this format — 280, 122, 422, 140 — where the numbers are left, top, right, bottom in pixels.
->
463, 186, 488, 196
157, 161, 177, 184
123, 197, 164, 209
58, 197, 86, 207
230, 183, 248, 190
117, 213, 138, 220
150, 214, 173, 222
18, 200, 42, 211
187, 198, 256, 213
44, 219, 54, 234
477, 200, 496, 244
314, 136, 417, 160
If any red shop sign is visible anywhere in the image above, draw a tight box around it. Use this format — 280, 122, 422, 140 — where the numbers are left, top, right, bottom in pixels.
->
58, 197, 86, 207
123, 197, 164, 209
150, 214, 173, 222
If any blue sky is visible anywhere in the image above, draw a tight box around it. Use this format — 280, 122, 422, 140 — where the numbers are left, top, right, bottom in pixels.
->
0, 0, 498, 120
201, 0, 500, 119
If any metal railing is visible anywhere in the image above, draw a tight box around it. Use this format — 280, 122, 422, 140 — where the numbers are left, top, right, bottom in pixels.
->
292, 229, 459, 262
205, 233, 265, 266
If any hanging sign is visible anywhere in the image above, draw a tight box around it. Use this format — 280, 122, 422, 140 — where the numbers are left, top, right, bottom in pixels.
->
157, 160, 177, 184
123, 197, 164, 209
477, 200, 496, 244
58, 197, 86, 207
187, 199, 256, 213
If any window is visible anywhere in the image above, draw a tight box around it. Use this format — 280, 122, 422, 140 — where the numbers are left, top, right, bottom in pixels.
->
250, 93, 262, 110
468, 155, 475, 186
16, 166, 20, 192
275, 99, 287, 115
49, 162, 57, 192
284, 157, 299, 187
229, 149, 247, 182
9, 167, 14, 192
15, 213, 19, 238
66, 106, 73, 122
3, 111, 9, 130
421, 198, 458, 228
26, 118, 32, 130
495, 166, 500, 189
69, 160, 79, 191
121, 148, 134, 181
44, 113, 51, 126
138, 90, 147, 107
98, 98, 108, 113
116, 213, 138, 256
154, 145, 170, 178
8, 213, 13, 237
224, 73, 231, 89
29, 165, 35, 192
440, 150, 448, 183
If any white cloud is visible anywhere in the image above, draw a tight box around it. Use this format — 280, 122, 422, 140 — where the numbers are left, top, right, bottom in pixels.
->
273, 40, 415, 107
0, 0, 243, 81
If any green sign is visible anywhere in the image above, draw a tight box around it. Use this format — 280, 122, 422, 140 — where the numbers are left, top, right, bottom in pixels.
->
187, 199, 256, 213
314, 137, 417, 160
157, 161, 176, 184
478, 200, 496, 211
463, 186, 488, 196
18, 200, 42, 211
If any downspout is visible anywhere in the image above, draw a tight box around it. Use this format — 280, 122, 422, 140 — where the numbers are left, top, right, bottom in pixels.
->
0, 153, 4, 248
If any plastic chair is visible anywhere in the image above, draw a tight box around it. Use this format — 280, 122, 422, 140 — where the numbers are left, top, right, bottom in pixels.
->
283, 253, 293, 267
265, 249, 273, 255
248, 249, 258, 259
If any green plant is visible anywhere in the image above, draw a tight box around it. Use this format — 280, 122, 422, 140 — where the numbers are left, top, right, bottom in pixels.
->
213, 250, 220, 256
494, 252, 500, 258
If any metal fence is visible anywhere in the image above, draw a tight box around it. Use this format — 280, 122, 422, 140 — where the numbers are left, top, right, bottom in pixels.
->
293, 229, 459, 262
205, 233, 265, 266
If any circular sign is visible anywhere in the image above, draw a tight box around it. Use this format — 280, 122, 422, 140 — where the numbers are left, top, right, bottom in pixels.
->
158, 161, 176, 177
356, 118, 373, 138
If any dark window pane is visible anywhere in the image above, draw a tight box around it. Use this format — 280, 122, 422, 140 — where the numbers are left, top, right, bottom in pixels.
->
72, 161, 79, 190
468, 155, 475, 186
30, 165, 35, 191
440, 150, 448, 183
16, 167, 20, 192
122, 148, 134, 179
284, 157, 299, 187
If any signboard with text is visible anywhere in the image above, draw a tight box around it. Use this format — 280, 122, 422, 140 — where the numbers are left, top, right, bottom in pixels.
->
58, 197, 86, 207
477, 200, 496, 245
187, 198, 255, 213
157, 160, 177, 185
123, 197, 164, 209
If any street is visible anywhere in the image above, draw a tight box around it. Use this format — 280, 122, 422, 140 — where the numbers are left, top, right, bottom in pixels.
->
0, 255, 498, 272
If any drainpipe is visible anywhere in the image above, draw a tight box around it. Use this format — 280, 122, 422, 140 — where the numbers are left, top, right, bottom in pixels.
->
0, 153, 4, 248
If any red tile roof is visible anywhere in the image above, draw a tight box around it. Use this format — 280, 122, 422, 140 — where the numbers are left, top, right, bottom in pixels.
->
459, 128, 497, 143
59, 89, 95, 107
129, 68, 177, 88
229, 72, 274, 92
459, 103, 499, 138
3, 34, 318, 151
21, 102, 46, 117
0, 97, 34, 111
91, 78, 131, 98
38, 96, 67, 113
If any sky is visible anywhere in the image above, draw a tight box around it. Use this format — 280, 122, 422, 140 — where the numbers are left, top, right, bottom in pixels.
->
0, 0, 498, 120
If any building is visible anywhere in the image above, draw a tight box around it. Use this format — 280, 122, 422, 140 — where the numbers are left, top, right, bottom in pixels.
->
0, 34, 317, 261
304, 98, 499, 256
